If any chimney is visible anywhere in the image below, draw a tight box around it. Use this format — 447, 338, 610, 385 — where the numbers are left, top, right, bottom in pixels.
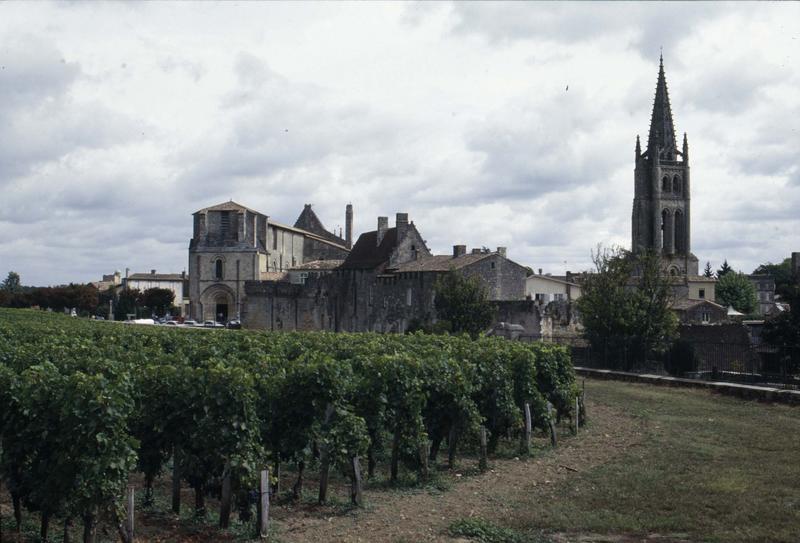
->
377, 216, 389, 246
453, 245, 467, 258
538, 268, 542, 275
151, 269, 156, 275
396, 212, 408, 228
497, 246, 507, 257
181, 271, 186, 279
471, 248, 482, 255
345, 204, 353, 249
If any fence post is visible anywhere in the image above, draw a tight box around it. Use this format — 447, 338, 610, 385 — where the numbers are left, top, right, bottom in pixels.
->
418, 441, 430, 482
126, 486, 135, 542
521, 402, 532, 454
479, 426, 488, 472
256, 469, 269, 539
318, 403, 334, 504
546, 401, 557, 448
574, 396, 580, 436
219, 467, 232, 529
171, 448, 181, 515
350, 456, 363, 506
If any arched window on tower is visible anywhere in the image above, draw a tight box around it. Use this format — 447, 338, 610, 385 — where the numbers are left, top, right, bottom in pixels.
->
673, 175, 682, 195
214, 259, 224, 280
662, 176, 671, 193
674, 210, 685, 254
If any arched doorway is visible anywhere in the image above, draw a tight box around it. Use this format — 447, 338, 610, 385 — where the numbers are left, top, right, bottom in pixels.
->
199, 285, 236, 323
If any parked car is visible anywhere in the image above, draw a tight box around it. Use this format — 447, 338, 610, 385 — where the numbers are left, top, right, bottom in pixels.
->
226, 320, 241, 329
183, 320, 198, 327
165, 320, 179, 326
203, 320, 224, 328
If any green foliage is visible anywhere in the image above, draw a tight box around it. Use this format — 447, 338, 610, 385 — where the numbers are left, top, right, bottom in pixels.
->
576, 247, 677, 370
716, 259, 733, 278
763, 287, 800, 374
753, 258, 796, 299
703, 261, 714, 278
0, 308, 579, 534
434, 271, 496, 339
1, 271, 22, 293
716, 272, 757, 314
141, 287, 176, 317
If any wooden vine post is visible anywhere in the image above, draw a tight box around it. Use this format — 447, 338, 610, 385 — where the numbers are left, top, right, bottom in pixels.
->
350, 456, 364, 506
546, 401, 558, 448
126, 485, 135, 542
256, 469, 270, 539
318, 403, 335, 504
521, 402, 532, 454
171, 448, 181, 515
479, 426, 488, 472
219, 466, 232, 528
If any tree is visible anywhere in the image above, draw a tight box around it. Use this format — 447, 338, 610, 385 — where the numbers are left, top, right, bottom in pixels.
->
753, 258, 795, 299
703, 261, 714, 278
716, 272, 757, 314
141, 288, 175, 317
1, 271, 22, 294
576, 247, 677, 370
717, 259, 733, 278
433, 271, 495, 339
763, 287, 800, 375
115, 288, 143, 320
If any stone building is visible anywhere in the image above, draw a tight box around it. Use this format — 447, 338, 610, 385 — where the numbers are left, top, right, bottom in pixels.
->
125, 270, 189, 316
631, 56, 698, 277
243, 213, 530, 332
526, 273, 582, 303
747, 274, 776, 316
188, 201, 350, 322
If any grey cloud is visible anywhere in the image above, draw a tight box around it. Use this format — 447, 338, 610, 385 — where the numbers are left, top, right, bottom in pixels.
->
448, 3, 718, 58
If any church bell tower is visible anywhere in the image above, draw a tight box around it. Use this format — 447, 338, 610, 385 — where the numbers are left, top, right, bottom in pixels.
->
631, 56, 698, 276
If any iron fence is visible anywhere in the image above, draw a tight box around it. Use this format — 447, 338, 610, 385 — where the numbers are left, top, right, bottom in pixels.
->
543, 334, 799, 390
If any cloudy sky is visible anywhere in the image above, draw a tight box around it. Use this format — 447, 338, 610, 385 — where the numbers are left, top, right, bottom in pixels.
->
1, 2, 798, 286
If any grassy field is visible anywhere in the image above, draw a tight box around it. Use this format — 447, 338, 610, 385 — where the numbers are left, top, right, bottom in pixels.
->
2, 378, 798, 542
503, 379, 800, 543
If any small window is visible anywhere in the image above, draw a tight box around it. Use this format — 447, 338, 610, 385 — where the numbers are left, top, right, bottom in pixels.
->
491, 262, 496, 269
699, 288, 705, 299
662, 176, 671, 192
554, 293, 565, 301
272, 229, 278, 250
702, 312, 710, 323
406, 287, 412, 306
220, 211, 231, 236
214, 259, 224, 280
673, 175, 682, 194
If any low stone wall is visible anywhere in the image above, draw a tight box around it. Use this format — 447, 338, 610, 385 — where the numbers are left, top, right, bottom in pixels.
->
575, 367, 800, 406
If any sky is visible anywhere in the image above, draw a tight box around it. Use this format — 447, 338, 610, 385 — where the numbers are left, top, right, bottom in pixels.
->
0, 2, 798, 286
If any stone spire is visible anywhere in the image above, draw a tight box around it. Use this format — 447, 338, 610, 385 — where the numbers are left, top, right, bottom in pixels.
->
635, 134, 641, 158
682, 132, 689, 162
646, 54, 677, 160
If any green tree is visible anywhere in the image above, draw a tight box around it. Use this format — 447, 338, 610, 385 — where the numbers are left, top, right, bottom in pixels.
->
703, 261, 714, 278
433, 271, 495, 338
141, 287, 175, 317
716, 272, 757, 314
577, 247, 677, 370
763, 287, 800, 375
115, 288, 142, 320
1, 271, 22, 293
753, 258, 795, 299
717, 259, 733, 278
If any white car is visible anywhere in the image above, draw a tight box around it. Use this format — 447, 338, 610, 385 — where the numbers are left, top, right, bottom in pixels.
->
183, 320, 198, 327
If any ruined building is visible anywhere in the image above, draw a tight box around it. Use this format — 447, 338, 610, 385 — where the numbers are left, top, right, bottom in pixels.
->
243, 213, 530, 332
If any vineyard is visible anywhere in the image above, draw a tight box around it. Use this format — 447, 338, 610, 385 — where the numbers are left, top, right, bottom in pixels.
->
0, 308, 579, 542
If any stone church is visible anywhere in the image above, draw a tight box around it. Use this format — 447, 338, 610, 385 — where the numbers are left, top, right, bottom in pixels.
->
632, 55, 698, 277
631, 56, 718, 309
187, 201, 351, 322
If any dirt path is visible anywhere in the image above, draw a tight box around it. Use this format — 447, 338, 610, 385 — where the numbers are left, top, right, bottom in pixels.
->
277, 399, 646, 543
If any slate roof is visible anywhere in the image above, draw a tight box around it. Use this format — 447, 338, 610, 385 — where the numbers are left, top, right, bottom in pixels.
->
340, 228, 398, 270
393, 253, 492, 273
670, 298, 725, 311
194, 200, 261, 215
127, 273, 186, 281
294, 204, 347, 246
527, 274, 581, 288
291, 260, 344, 271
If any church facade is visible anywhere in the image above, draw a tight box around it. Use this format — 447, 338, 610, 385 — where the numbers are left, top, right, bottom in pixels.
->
187, 201, 351, 323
